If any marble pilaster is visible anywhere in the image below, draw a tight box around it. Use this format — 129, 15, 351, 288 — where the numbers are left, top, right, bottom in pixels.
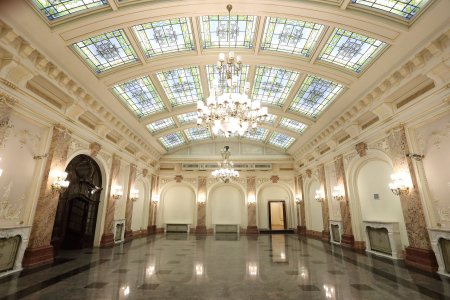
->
318, 164, 330, 241
334, 155, 355, 247
195, 176, 207, 234
100, 155, 121, 247
147, 175, 159, 234
124, 164, 137, 242
246, 177, 258, 235
387, 125, 437, 272
22, 125, 71, 267
297, 175, 306, 236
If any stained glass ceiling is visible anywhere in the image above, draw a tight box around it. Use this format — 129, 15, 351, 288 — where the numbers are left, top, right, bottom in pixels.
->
32, 0, 108, 20
112, 76, 166, 118
132, 17, 195, 58
268, 132, 296, 149
242, 128, 269, 141
262, 114, 278, 125
318, 28, 386, 73
184, 127, 211, 141
147, 118, 175, 133
156, 66, 203, 107
73, 29, 138, 74
352, 0, 430, 19
159, 132, 185, 149
261, 17, 325, 57
289, 75, 344, 118
252, 66, 300, 106
206, 64, 249, 93
200, 15, 257, 49
279, 118, 308, 134
177, 112, 198, 124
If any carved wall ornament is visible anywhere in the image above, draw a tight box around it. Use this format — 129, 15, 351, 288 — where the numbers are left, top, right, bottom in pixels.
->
270, 175, 279, 183
174, 175, 183, 183
0, 181, 24, 220
306, 169, 312, 178
142, 169, 148, 178
89, 142, 102, 157
355, 142, 368, 157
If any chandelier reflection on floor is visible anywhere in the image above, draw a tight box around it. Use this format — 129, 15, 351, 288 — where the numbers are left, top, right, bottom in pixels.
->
212, 146, 239, 183
197, 4, 268, 137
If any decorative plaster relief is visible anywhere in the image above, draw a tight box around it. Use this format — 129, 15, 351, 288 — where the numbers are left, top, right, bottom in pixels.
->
0, 181, 23, 221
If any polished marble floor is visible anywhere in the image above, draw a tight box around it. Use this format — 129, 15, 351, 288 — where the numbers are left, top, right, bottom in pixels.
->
1, 234, 450, 300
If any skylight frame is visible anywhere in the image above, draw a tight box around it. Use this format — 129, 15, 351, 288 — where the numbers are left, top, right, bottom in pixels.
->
112, 76, 166, 118
177, 112, 198, 124
252, 66, 300, 107
268, 132, 295, 149
132, 17, 195, 58
318, 28, 387, 73
205, 64, 250, 93
73, 29, 138, 74
242, 128, 269, 141
156, 66, 204, 107
351, 0, 430, 20
288, 75, 344, 118
31, 0, 108, 20
200, 15, 257, 49
260, 17, 325, 57
147, 117, 176, 133
159, 132, 186, 149
184, 127, 211, 141
279, 118, 308, 134
262, 114, 277, 125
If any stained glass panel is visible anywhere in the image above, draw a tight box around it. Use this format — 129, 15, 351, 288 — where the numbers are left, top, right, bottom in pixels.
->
262, 114, 277, 125
159, 132, 185, 149
261, 17, 325, 57
243, 128, 268, 141
184, 127, 211, 141
200, 15, 257, 49
252, 66, 300, 106
352, 0, 430, 19
318, 28, 386, 73
279, 118, 308, 133
268, 132, 295, 149
132, 18, 195, 58
177, 112, 198, 124
147, 118, 175, 133
206, 64, 249, 93
289, 75, 344, 118
32, 0, 108, 20
156, 67, 203, 107
73, 29, 138, 73
112, 76, 166, 117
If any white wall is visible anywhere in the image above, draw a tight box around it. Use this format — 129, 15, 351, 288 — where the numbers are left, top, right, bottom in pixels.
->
356, 160, 409, 247
306, 180, 324, 232
257, 185, 292, 229
160, 185, 196, 225
208, 185, 243, 227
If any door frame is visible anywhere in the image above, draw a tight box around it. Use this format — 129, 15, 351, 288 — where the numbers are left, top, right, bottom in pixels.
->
268, 200, 287, 230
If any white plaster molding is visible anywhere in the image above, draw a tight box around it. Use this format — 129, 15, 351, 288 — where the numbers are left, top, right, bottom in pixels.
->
0, 225, 31, 277
428, 228, 450, 277
362, 221, 403, 260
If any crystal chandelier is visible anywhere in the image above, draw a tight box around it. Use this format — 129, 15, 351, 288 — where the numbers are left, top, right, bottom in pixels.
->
212, 146, 239, 183
197, 4, 268, 137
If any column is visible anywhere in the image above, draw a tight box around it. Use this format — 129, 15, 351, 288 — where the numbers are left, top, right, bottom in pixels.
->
195, 176, 207, 234
296, 175, 306, 236
246, 176, 259, 235
124, 164, 137, 242
147, 174, 159, 234
100, 154, 121, 247
387, 125, 438, 272
22, 125, 71, 267
318, 164, 330, 241
334, 155, 355, 248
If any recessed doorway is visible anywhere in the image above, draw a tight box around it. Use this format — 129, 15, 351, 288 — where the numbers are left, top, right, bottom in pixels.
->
268, 201, 286, 231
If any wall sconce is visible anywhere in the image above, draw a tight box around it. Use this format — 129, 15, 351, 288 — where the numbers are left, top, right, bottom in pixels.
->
111, 185, 123, 199
130, 188, 139, 202
388, 172, 411, 196
332, 186, 345, 201
0, 157, 3, 177
198, 194, 206, 205
248, 195, 256, 206
406, 153, 424, 161
50, 170, 70, 192
315, 189, 325, 202
151, 194, 160, 204
295, 195, 302, 204
195, 263, 204, 276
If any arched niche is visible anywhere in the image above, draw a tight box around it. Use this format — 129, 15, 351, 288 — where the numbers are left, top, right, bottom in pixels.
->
207, 183, 246, 229
63, 150, 109, 247
304, 177, 323, 233
256, 183, 294, 230
158, 182, 196, 228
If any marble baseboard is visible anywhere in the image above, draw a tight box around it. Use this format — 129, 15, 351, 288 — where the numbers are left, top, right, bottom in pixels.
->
342, 234, 355, 248
100, 233, 114, 248
124, 230, 133, 242
147, 225, 157, 235
306, 230, 322, 240
322, 230, 330, 242
22, 245, 53, 268
195, 226, 207, 235
405, 246, 438, 273
297, 226, 306, 236
246, 226, 259, 235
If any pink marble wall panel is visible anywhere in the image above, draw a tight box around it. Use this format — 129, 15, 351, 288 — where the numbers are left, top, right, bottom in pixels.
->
247, 177, 256, 226
104, 155, 121, 235
197, 176, 207, 226
334, 155, 353, 236
298, 175, 306, 227
318, 164, 330, 232
125, 164, 137, 231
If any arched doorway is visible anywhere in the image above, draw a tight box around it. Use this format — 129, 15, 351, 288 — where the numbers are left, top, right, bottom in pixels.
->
51, 154, 103, 252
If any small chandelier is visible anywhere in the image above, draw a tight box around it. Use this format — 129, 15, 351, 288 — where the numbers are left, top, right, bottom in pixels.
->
197, 4, 268, 137
212, 146, 239, 183
389, 172, 411, 196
